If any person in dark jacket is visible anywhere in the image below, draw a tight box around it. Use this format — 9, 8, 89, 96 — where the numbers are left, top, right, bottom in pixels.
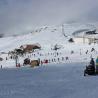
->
90, 58, 95, 66
84, 58, 95, 76
89, 58, 95, 71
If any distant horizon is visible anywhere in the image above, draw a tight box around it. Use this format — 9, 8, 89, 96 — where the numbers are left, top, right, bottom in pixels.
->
0, 22, 97, 38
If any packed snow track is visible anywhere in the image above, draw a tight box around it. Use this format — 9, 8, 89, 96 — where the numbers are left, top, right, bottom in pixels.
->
0, 63, 98, 98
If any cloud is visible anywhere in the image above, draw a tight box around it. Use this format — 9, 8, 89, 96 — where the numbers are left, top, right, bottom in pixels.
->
0, 0, 98, 35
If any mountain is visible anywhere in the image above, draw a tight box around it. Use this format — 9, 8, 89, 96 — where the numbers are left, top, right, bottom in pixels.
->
0, 23, 98, 68
63, 23, 96, 36
0, 25, 66, 52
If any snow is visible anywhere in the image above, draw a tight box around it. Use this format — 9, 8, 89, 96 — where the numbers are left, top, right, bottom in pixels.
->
0, 63, 98, 98
0, 24, 98, 68
0, 23, 98, 97
63, 23, 96, 36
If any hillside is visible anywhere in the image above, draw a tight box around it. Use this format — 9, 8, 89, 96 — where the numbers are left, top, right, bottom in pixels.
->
0, 24, 98, 68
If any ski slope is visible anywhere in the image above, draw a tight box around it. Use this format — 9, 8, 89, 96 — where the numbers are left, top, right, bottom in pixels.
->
0, 24, 98, 98
0, 24, 98, 68
0, 63, 98, 98
0, 26, 66, 52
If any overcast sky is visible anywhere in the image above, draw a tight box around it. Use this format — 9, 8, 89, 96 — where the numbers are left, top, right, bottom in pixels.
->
0, 0, 98, 35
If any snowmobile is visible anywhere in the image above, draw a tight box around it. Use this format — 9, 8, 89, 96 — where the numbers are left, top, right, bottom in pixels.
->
84, 64, 95, 76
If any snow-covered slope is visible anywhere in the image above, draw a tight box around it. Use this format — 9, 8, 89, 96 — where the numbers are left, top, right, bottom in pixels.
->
0, 26, 67, 52
0, 63, 98, 98
0, 23, 96, 52
0, 24, 98, 68
63, 23, 96, 36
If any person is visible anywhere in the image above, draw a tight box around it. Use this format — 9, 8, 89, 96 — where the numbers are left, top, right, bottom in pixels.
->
88, 58, 95, 71
1, 65, 2, 69
90, 58, 95, 67
84, 58, 95, 76
96, 56, 98, 73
